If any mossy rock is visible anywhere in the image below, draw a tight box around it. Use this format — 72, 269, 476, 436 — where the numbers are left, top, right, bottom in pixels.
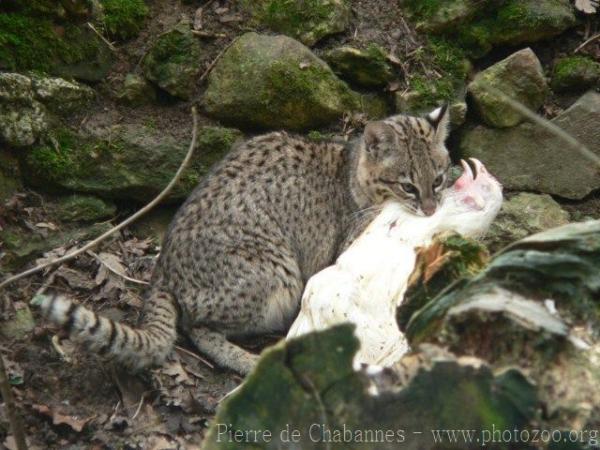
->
239, 0, 350, 46
403, 0, 576, 58
55, 194, 117, 222
468, 48, 548, 128
22, 125, 242, 202
323, 45, 394, 88
460, 92, 600, 200
0, 101, 49, 148
100, 0, 148, 41
0, 14, 113, 81
142, 22, 203, 100
551, 56, 600, 93
116, 73, 156, 106
485, 193, 570, 252
31, 75, 95, 115
202, 32, 360, 130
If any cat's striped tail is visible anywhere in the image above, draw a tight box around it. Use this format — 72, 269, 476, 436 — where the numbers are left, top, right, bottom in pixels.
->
33, 290, 178, 370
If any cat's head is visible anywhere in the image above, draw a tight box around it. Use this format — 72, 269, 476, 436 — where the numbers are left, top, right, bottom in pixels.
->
354, 106, 451, 216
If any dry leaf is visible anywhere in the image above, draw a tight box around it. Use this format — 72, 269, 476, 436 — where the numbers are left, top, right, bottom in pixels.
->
35, 222, 58, 231
32, 404, 93, 432
575, 0, 598, 13
56, 266, 96, 290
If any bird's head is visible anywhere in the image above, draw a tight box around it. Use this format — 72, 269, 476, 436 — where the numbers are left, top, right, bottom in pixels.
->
440, 158, 503, 238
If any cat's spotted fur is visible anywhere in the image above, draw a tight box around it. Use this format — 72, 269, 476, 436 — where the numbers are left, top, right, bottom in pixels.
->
40, 106, 450, 375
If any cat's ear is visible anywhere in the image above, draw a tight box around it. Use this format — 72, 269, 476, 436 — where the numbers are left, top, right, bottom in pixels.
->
363, 122, 391, 155
426, 104, 450, 145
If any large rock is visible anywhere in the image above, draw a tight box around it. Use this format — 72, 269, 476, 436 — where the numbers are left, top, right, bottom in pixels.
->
202, 32, 360, 130
551, 56, 600, 93
55, 195, 117, 222
142, 22, 203, 99
0, 72, 94, 147
468, 48, 547, 128
239, 0, 351, 46
485, 193, 570, 252
323, 45, 394, 88
403, 0, 576, 58
460, 92, 600, 199
23, 124, 242, 202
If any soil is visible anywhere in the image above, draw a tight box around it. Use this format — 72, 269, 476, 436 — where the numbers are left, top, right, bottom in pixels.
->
2, 0, 600, 448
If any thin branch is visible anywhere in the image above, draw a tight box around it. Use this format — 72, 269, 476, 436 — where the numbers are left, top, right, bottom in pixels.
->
574, 32, 600, 53
198, 37, 240, 84
175, 345, 214, 369
0, 107, 199, 291
0, 354, 28, 450
88, 250, 150, 285
86, 22, 117, 52
482, 85, 600, 168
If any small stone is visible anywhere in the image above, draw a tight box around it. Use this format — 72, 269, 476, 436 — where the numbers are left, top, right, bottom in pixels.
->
117, 74, 156, 106
56, 195, 117, 222
0, 101, 49, 147
142, 21, 203, 99
485, 193, 570, 252
323, 45, 394, 88
468, 48, 548, 128
551, 56, 600, 93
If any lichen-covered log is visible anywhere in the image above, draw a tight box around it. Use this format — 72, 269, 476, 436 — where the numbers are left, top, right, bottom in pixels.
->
406, 220, 600, 439
203, 325, 537, 450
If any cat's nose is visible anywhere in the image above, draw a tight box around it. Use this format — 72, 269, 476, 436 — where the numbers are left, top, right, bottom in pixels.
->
421, 201, 436, 216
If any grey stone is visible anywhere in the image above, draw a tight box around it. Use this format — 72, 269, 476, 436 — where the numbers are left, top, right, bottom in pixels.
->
468, 48, 548, 128
485, 193, 570, 252
460, 91, 600, 199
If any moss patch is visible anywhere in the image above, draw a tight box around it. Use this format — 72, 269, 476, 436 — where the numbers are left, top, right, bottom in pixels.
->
24, 125, 242, 202
551, 56, 600, 93
100, 0, 148, 40
240, 0, 350, 46
403, 0, 576, 58
142, 22, 202, 99
0, 13, 112, 80
203, 32, 360, 130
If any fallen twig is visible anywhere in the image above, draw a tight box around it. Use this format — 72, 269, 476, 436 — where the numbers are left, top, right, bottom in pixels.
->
87, 22, 118, 52
0, 354, 28, 450
175, 345, 214, 369
88, 250, 150, 285
574, 32, 600, 53
199, 37, 240, 84
0, 107, 199, 291
191, 30, 227, 39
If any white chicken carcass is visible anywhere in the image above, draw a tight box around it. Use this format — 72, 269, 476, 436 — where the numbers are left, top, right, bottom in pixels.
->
287, 158, 503, 366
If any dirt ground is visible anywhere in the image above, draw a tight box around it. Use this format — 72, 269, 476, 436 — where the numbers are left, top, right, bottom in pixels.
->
2, 0, 600, 448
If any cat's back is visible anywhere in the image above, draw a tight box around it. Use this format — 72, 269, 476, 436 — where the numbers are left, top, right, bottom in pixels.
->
159, 131, 351, 277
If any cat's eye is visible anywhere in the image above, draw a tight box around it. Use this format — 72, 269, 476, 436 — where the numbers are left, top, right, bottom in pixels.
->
433, 175, 445, 189
401, 183, 417, 195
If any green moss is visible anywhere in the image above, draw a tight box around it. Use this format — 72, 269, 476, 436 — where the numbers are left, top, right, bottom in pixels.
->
403, 0, 576, 58
551, 56, 600, 92
142, 23, 202, 99
100, 0, 148, 41
0, 12, 112, 77
242, 0, 350, 46
406, 37, 469, 109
